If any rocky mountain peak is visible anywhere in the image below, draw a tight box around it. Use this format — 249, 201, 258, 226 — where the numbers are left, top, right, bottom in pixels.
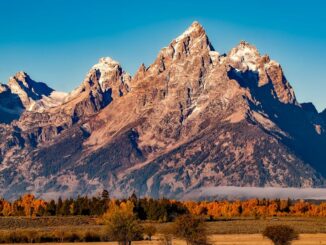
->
228, 41, 260, 71
301, 102, 318, 114
90, 57, 130, 95
174, 21, 206, 41
130, 64, 147, 88
320, 109, 326, 122
7, 71, 55, 109
0, 71, 68, 123
172, 20, 214, 53
8, 71, 33, 91
151, 21, 213, 68
226, 41, 297, 105
61, 56, 131, 121
98, 57, 119, 65
0, 83, 9, 93
11, 71, 29, 82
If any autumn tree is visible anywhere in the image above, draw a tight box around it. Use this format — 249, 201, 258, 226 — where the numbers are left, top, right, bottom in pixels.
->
21, 194, 35, 217
103, 200, 143, 245
173, 214, 207, 245
1, 200, 13, 216
16, 194, 46, 217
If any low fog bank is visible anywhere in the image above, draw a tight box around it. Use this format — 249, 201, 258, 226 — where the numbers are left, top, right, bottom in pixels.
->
182, 186, 326, 200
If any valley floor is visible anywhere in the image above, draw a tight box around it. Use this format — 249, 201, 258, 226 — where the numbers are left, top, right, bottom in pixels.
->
0, 217, 325, 244
1, 235, 326, 245
1, 216, 326, 233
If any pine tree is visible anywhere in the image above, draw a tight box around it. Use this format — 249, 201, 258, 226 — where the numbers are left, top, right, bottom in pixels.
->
56, 197, 63, 215
45, 200, 56, 216
102, 190, 109, 200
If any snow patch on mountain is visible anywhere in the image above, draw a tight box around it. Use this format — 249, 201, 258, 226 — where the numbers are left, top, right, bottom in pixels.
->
92, 57, 120, 89
229, 41, 260, 71
27, 91, 68, 111
209, 51, 220, 64
175, 21, 202, 42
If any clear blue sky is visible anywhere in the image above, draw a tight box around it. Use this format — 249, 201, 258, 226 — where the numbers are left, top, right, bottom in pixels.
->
0, 0, 325, 110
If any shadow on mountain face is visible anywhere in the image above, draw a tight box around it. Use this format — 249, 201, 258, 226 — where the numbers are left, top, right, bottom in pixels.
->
228, 68, 326, 178
16, 74, 54, 100
0, 90, 24, 123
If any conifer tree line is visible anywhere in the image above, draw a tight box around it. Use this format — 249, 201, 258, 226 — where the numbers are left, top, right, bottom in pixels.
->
0, 190, 326, 218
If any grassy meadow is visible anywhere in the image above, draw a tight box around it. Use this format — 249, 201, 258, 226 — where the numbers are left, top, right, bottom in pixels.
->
0, 216, 326, 234
0, 235, 325, 245
0, 216, 325, 244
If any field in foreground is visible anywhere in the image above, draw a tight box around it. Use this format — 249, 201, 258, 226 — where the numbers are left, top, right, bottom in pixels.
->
155, 217, 326, 234
1, 234, 325, 245
207, 234, 326, 245
0, 216, 325, 244
0, 216, 326, 234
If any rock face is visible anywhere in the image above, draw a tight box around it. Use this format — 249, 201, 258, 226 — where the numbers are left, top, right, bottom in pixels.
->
0, 21, 326, 200
0, 72, 67, 123
0, 83, 24, 123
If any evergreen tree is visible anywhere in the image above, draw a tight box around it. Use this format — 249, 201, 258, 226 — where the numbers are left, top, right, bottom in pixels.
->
56, 197, 63, 215
45, 200, 56, 216
129, 191, 138, 204
102, 190, 109, 200
62, 199, 72, 215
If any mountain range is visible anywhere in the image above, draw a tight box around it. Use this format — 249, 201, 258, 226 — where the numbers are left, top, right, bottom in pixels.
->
0, 21, 326, 200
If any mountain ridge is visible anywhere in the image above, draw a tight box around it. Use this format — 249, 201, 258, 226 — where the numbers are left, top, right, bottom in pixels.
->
0, 21, 325, 200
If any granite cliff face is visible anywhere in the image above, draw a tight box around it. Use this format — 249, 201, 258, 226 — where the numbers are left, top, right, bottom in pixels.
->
0, 72, 67, 123
0, 21, 325, 199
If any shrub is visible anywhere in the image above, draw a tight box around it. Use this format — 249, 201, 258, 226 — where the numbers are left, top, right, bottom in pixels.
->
83, 231, 102, 242
63, 232, 81, 242
173, 214, 208, 245
39, 233, 58, 243
263, 225, 299, 245
0, 229, 106, 243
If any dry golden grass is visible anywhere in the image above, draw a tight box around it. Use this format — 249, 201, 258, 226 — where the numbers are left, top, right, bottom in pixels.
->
153, 217, 326, 235
1, 216, 325, 234
208, 234, 326, 245
2, 234, 324, 245
0, 217, 325, 244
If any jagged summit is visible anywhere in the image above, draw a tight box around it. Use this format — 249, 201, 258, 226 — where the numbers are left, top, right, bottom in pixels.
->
320, 109, 326, 122
0, 71, 67, 123
132, 63, 147, 82
301, 102, 319, 114
10, 71, 29, 81
8, 71, 54, 98
172, 21, 214, 51
8, 71, 55, 107
61, 56, 131, 120
89, 56, 131, 95
144, 21, 214, 79
175, 21, 205, 41
93, 57, 120, 69
0, 83, 9, 93
92, 57, 122, 76
228, 41, 261, 71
